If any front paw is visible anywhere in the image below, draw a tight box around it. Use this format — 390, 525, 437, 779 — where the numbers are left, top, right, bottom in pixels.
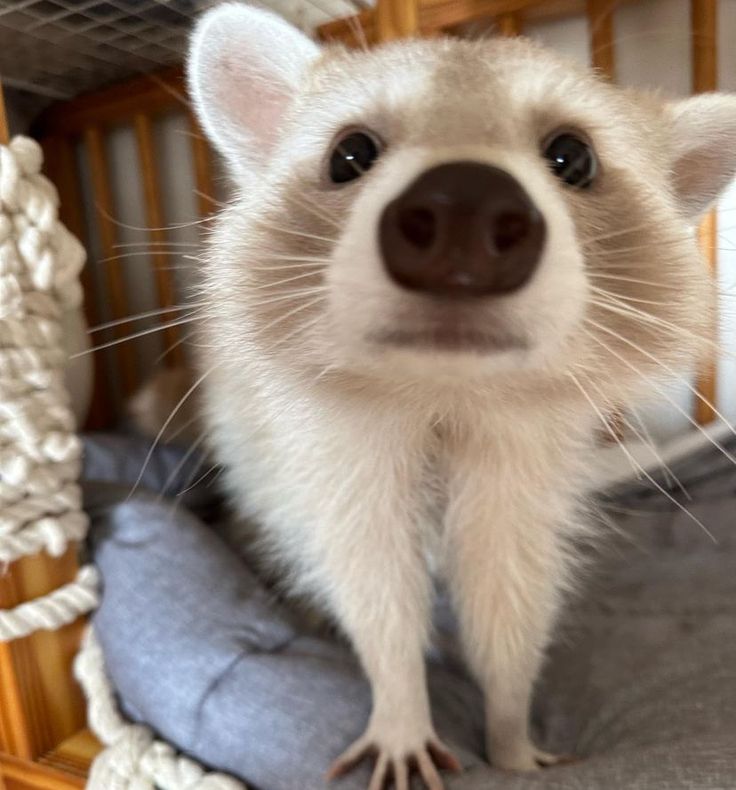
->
491, 740, 576, 772
327, 723, 461, 790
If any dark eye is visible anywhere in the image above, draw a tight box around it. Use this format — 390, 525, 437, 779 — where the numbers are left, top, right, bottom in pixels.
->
543, 133, 597, 188
329, 130, 380, 184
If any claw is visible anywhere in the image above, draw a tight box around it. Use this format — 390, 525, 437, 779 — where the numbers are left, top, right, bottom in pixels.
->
535, 750, 578, 768
327, 732, 461, 789
327, 736, 374, 780
393, 759, 410, 790
427, 738, 462, 773
492, 742, 578, 773
367, 754, 389, 790
416, 749, 445, 790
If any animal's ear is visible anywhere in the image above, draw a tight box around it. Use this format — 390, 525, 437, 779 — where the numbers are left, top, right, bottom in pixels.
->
668, 93, 736, 218
188, 3, 319, 180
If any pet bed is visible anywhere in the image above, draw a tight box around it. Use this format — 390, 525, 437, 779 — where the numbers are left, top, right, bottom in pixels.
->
79, 431, 736, 790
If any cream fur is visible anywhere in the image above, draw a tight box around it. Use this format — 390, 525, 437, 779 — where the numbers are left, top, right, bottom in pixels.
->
186, 5, 736, 786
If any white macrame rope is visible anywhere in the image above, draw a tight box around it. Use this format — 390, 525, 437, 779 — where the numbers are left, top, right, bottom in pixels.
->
0, 512, 89, 564
0, 564, 99, 640
76, 628, 247, 790
0, 136, 88, 567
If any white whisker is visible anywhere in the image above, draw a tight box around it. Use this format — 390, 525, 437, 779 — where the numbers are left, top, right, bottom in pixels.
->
589, 285, 671, 307
246, 286, 329, 309
267, 311, 325, 354
287, 190, 342, 230
88, 303, 205, 334
113, 241, 201, 249
248, 270, 324, 291
580, 371, 690, 499
128, 362, 221, 501
252, 219, 337, 245
249, 261, 327, 273
155, 332, 193, 365
193, 189, 228, 210
256, 295, 326, 337
588, 295, 736, 364
72, 313, 201, 358
581, 325, 736, 468
159, 433, 208, 502
568, 370, 716, 543
588, 272, 672, 289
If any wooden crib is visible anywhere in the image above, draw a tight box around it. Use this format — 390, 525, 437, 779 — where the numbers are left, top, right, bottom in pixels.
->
0, 0, 725, 786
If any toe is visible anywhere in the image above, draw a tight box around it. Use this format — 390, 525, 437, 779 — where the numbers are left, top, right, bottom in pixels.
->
416, 749, 446, 790
368, 754, 389, 790
535, 750, 578, 768
427, 738, 462, 773
393, 759, 410, 790
327, 736, 373, 780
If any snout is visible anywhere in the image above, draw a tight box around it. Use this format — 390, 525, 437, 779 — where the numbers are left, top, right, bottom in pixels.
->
379, 162, 546, 298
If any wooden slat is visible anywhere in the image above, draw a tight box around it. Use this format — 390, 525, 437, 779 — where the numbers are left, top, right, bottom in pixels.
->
39, 729, 100, 778
1, 752, 85, 790
134, 113, 184, 367
189, 116, 218, 218
84, 126, 138, 397
692, 0, 718, 424
318, 0, 638, 45
0, 550, 87, 761
0, 599, 36, 759
41, 137, 112, 430
422, 0, 613, 33
496, 12, 521, 35
0, 84, 9, 144
319, 9, 376, 45
692, 0, 717, 93
695, 210, 718, 424
586, 0, 616, 79
34, 67, 185, 138
376, 0, 419, 40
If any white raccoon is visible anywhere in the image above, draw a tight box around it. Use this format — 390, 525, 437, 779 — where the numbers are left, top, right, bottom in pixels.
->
184, 4, 735, 787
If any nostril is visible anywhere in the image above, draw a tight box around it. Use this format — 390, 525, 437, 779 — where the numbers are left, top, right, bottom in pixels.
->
490, 211, 531, 253
381, 163, 546, 297
397, 206, 437, 250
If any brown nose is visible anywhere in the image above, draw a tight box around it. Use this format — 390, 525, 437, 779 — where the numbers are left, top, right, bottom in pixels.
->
379, 162, 546, 297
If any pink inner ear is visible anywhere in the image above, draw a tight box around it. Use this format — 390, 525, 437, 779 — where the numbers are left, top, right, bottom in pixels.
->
214, 56, 292, 154
674, 146, 731, 217
248, 90, 291, 152
189, 5, 319, 168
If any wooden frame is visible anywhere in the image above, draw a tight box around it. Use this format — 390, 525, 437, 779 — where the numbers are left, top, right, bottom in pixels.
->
692, 0, 718, 423
0, 1, 724, 786
34, 66, 217, 429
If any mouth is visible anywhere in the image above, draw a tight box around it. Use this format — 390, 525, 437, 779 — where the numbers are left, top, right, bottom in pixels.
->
368, 325, 527, 354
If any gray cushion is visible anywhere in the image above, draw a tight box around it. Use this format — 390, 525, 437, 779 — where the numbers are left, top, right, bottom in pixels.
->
87, 436, 736, 789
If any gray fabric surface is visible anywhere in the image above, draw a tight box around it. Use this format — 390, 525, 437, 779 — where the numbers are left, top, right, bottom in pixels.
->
82, 431, 221, 520
86, 434, 736, 790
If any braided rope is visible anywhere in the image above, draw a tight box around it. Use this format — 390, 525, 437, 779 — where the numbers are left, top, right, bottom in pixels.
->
76, 628, 247, 790
0, 565, 99, 640
0, 136, 88, 568
0, 512, 88, 564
